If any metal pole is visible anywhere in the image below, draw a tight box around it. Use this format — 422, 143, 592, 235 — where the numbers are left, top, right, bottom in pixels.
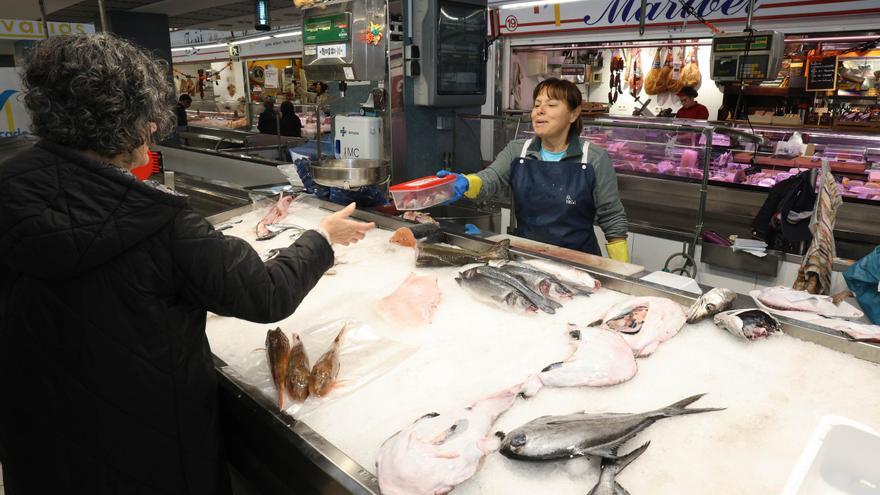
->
37, 0, 49, 38
745, 0, 755, 31
691, 127, 713, 260
97, 0, 109, 32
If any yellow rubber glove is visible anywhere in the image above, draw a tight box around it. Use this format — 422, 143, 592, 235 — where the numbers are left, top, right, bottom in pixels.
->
463, 174, 483, 199
606, 238, 630, 263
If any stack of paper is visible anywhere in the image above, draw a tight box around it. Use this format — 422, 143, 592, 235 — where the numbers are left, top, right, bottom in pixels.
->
732, 238, 768, 258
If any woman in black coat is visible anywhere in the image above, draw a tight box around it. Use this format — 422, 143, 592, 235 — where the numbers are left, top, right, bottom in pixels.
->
0, 34, 374, 495
257, 98, 278, 134
279, 100, 303, 137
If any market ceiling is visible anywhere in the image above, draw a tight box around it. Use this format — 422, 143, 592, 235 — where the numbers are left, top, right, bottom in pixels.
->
7, 0, 301, 30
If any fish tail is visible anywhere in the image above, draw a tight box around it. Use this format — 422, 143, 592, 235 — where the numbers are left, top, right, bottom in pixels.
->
657, 393, 725, 417
486, 239, 511, 261
606, 441, 650, 475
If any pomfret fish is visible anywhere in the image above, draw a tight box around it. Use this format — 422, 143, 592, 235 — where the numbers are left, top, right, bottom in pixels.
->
463, 266, 561, 314
498, 261, 576, 301
686, 287, 737, 323
523, 258, 601, 294
309, 325, 347, 398
498, 394, 723, 461
416, 239, 510, 267
265, 328, 291, 410
284, 332, 311, 403
588, 442, 650, 495
713, 309, 781, 341
456, 271, 538, 313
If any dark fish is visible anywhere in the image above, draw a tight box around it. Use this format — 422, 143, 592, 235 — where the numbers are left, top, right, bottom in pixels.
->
462, 266, 561, 314
498, 262, 576, 301
284, 332, 311, 403
416, 239, 510, 267
309, 325, 347, 398
265, 328, 291, 410
498, 394, 723, 461
455, 273, 538, 313
685, 287, 736, 323
588, 442, 650, 495
713, 309, 781, 341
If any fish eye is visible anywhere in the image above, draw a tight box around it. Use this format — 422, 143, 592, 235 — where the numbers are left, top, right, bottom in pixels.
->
510, 432, 527, 448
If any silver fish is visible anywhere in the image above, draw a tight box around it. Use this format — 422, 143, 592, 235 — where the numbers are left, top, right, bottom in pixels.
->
498, 261, 576, 301
463, 266, 561, 314
686, 288, 737, 323
498, 394, 723, 461
455, 271, 538, 313
713, 309, 781, 341
588, 442, 650, 495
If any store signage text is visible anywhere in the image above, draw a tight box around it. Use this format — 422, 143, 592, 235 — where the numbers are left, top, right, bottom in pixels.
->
581, 0, 753, 27
0, 19, 95, 39
316, 43, 347, 59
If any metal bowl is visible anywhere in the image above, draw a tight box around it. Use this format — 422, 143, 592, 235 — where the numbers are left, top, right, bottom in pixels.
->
309, 158, 390, 189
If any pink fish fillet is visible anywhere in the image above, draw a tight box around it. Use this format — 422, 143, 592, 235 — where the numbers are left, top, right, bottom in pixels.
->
600, 296, 687, 357
375, 274, 441, 327
377, 383, 523, 495
523, 326, 637, 397
256, 193, 295, 239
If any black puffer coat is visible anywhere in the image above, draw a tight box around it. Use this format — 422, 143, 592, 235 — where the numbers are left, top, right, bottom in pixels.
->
0, 141, 334, 494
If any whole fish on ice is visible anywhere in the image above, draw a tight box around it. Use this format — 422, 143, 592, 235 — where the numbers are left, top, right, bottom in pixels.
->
377, 383, 523, 495
416, 239, 510, 267
265, 328, 291, 410
524, 258, 601, 294
588, 442, 650, 495
256, 193, 295, 240
686, 287, 736, 323
498, 261, 576, 301
754, 286, 864, 319
375, 273, 442, 327
455, 270, 538, 313
309, 325, 347, 398
523, 326, 637, 397
498, 394, 723, 461
595, 296, 687, 357
284, 332, 311, 403
463, 265, 561, 314
713, 309, 781, 341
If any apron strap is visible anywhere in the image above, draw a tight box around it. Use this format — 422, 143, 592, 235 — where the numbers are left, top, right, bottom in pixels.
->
520, 139, 532, 158
581, 141, 590, 163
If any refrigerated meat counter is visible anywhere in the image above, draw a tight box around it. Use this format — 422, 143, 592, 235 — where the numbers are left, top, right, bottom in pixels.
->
202, 193, 880, 495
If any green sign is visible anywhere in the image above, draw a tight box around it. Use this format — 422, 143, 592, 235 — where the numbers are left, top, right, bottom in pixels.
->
304, 13, 350, 45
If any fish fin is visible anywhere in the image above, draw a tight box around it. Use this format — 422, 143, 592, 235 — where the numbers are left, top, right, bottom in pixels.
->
657, 393, 726, 417
613, 481, 632, 495
587, 318, 604, 327
417, 412, 441, 422
541, 361, 564, 373
605, 441, 650, 475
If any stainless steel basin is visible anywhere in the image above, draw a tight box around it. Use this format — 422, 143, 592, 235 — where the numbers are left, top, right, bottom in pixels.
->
310, 159, 390, 189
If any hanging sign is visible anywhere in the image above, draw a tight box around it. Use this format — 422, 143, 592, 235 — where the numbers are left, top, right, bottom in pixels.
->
264, 64, 279, 89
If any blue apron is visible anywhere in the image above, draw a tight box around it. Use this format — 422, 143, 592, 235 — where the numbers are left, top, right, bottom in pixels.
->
510, 139, 601, 255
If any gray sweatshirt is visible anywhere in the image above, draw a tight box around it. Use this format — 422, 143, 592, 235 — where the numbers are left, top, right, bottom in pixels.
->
474, 136, 628, 239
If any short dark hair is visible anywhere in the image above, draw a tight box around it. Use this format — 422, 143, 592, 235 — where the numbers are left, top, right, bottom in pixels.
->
533, 78, 583, 136
179, 94, 192, 104
21, 33, 175, 158
678, 86, 698, 98
279, 101, 295, 115
263, 98, 275, 109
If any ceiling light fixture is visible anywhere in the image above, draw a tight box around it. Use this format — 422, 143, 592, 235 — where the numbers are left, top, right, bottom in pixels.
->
230, 36, 271, 45
273, 30, 302, 38
170, 47, 191, 52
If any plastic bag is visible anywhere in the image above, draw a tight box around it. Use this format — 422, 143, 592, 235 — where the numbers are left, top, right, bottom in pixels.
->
237, 319, 418, 418
843, 246, 880, 324
774, 132, 807, 157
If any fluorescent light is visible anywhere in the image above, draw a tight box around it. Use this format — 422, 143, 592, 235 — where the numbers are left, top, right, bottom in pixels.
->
230, 36, 271, 45
171, 47, 191, 52
500, 0, 581, 9
273, 30, 302, 38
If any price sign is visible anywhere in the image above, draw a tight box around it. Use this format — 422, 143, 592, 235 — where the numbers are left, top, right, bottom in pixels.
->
806, 55, 838, 91
316, 43, 347, 59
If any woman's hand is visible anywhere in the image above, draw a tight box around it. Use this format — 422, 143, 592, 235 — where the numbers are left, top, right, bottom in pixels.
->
318, 203, 376, 246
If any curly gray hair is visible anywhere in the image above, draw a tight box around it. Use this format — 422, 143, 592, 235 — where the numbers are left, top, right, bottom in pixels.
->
21, 33, 175, 158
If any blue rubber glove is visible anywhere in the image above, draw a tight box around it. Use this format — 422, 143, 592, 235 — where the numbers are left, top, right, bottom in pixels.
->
464, 223, 481, 235
436, 170, 468, 203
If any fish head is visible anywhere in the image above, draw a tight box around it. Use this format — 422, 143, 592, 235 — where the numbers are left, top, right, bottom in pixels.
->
507, 292, 538, 313
459, 267, 479, 280
497, 429, 534, 458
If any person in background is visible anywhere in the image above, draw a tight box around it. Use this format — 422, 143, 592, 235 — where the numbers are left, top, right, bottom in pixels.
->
257, 97, 278, 134
675, 86, 709, 120
176, 93, 192, 127
0, 33, 375, 495
279, 100, 303, 138
437, 78, 630, 262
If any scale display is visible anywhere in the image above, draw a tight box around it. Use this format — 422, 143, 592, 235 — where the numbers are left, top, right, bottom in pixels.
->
303, 13, 350, 45
436, 1, 486, 95
709, 31, 784, 82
